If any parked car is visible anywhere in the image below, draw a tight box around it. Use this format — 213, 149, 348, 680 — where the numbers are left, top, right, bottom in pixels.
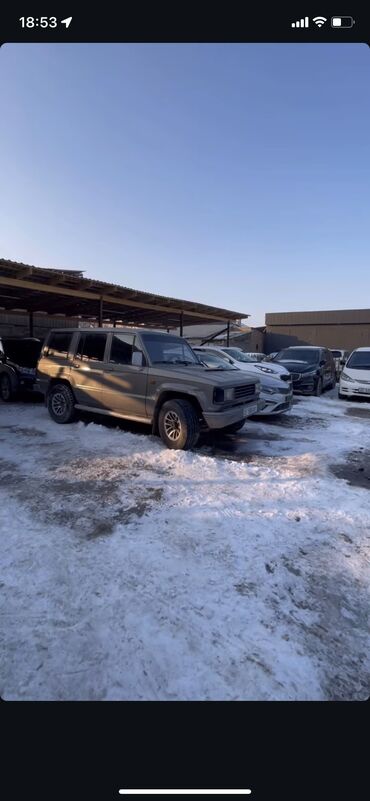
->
36, 328, 263, 449
193, 346, 293, 416
196, 345, 292, 382
194, 350, 241, 372
243, 352, 267, 362
339, 348, 370, 400
330, 349, 350, 381
271, 346, 336, 395
0, 336, 43, 401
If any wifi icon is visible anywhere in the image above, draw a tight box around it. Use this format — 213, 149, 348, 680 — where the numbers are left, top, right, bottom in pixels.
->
313, 16, 327, 27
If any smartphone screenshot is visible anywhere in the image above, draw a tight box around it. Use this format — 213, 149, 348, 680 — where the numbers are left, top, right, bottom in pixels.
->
1, 8, 368, 800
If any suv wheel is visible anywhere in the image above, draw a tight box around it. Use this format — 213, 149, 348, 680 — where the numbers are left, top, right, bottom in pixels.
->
314, 377, 323, 396
0, 374, 15, 402
47, 383, 76, 424
158, 399, 200, 450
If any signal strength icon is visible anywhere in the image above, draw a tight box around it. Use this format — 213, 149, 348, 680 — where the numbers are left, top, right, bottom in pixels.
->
291, 16, 309, 27
313, 16, 327, 27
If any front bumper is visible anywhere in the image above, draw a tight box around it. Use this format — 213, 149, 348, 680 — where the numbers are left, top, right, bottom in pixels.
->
203, 398, 265, 429
255, 389, 293, 415
292, 378, 316, 394
340, 381, 370, 399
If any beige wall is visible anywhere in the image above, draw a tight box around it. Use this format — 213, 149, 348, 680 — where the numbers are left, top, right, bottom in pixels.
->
265, 324, 370, 352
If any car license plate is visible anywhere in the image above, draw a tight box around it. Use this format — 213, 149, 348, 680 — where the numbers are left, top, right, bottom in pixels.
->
243, 403, 257, 417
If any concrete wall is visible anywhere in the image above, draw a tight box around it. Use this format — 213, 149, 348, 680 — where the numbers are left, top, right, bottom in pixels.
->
264, 324, 370, 353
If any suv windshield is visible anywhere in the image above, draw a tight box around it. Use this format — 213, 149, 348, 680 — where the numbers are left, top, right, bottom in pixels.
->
331, 350, 341, 358
275, 348, 320, 364
141, 333, 200, 365
346, 351, 370, 370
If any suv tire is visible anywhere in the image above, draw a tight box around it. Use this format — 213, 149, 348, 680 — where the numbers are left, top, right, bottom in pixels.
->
47, 383, 76, 424
0, 373, 15, 402
158, 399, 200, 450
314, 377, 323, 396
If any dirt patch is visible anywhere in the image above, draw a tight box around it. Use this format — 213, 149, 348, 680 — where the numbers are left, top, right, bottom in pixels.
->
330, 449, 370, 490
265, 414, 328, 430
345, 407, 370, 420
0, 425, 46, 437
1, 462, 164, 538
235, 581, 257, 596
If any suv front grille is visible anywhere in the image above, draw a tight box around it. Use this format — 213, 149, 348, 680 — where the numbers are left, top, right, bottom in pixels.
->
234, 383, 255, 399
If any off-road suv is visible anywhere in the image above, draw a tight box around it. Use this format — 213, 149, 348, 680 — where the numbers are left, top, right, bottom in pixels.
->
36, 328, 262, 449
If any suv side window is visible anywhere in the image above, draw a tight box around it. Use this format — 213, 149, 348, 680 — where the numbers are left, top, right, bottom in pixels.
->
76, 333, 107, 362
46, 332, 73, 357
109, 333, 135, 365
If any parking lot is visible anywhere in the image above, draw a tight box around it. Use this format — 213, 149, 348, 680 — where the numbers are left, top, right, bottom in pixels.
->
1, 390, 370, 700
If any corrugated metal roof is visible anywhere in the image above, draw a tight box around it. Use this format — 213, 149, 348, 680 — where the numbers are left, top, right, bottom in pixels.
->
0, 258, 249, 326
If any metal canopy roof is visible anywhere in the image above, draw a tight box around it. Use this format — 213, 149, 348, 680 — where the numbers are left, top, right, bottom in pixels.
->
0, 258, 248, 328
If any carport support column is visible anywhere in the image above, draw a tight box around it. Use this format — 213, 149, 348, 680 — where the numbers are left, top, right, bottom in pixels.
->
98, 297, 103, 327
29, 311, 34, 337
180, 311, 184, 337
226, 320, 230, 346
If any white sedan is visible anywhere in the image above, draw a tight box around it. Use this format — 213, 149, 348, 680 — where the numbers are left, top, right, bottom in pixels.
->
339, 348, 370, 400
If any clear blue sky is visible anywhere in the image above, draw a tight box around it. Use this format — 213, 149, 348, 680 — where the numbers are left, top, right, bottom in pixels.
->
0, 43, 369, 326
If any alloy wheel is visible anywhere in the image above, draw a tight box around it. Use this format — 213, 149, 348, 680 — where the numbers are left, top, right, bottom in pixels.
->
163, 410, 182, 442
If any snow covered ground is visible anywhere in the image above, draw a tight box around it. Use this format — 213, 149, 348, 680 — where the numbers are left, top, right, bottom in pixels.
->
1, 391, 369, 700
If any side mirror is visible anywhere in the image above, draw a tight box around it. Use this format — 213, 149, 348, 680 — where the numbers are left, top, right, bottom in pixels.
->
132, 351, 144, 367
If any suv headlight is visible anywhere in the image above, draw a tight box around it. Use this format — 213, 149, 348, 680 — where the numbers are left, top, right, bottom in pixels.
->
341, 372, 355, 382
261, 385, 277, 395
213, 387, 236, 403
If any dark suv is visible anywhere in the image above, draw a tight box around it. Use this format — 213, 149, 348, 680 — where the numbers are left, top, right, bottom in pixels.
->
0, 337, 43, 401
271, 346, 336, 396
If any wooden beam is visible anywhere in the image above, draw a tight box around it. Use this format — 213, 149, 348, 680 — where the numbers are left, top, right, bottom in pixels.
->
0, 276, 235, 323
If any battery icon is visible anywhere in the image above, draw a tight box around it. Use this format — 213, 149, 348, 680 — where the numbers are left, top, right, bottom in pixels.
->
331, 16, 355, 28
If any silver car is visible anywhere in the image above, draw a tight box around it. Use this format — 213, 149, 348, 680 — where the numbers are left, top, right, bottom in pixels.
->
193, 347, 293, 416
